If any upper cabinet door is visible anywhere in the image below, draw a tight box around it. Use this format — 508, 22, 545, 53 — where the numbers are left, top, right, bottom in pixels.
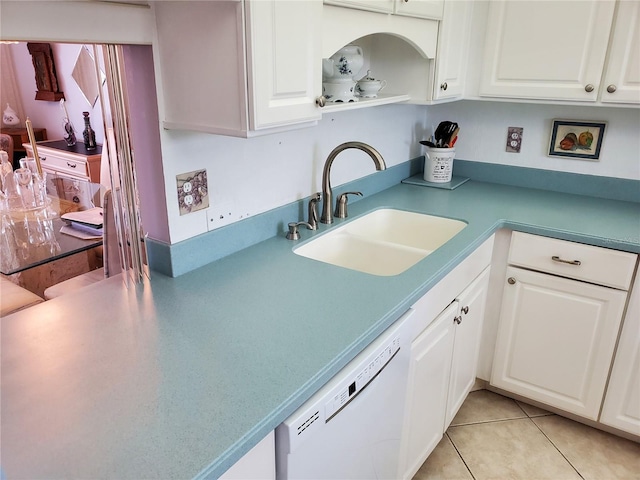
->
479, 0, 616, 102
394, 0, 444, 20
246, 1, 322, 130
324, 0, 394, 14
432, 0, 473, 100
601, 1, 640, 105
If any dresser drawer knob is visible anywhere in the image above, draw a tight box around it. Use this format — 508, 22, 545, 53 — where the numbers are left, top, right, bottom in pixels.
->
67, 162, 77, 168
551, 255, 581, 266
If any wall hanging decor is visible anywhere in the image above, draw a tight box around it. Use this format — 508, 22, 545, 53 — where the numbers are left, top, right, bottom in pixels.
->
27, 42, 65, 101
548, 119, 606, 161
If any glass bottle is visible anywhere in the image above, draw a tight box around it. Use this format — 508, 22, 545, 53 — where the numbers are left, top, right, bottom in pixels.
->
82, 111, 97, 150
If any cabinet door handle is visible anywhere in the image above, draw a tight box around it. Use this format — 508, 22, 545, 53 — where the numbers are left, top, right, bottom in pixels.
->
440, 82, 448, 91
584, 84, 595, 92
551, 255, 581, 266
507, 277, 516, 285
606, 84, 617, 93
454, 315, 462, 325
461, 305, 469, 315
316, 96, 326, 108
67, 162, 77, 168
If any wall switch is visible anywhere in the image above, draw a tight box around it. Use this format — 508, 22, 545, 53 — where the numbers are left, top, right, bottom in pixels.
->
177, 169, 209, 215
506, 127, 523, 153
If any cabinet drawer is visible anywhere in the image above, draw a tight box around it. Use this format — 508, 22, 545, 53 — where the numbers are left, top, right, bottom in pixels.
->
509, 232, 637, 290
41, 153, 91, 180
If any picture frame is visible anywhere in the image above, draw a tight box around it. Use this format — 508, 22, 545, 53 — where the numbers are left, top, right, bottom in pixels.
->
548, 120, 606, 161
26, 42, 65, 102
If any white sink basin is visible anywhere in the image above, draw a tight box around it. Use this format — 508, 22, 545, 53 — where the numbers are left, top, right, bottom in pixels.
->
294, 208, 467, 276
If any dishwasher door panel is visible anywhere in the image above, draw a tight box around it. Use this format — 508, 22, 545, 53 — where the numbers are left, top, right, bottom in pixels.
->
276, 310, 413, 480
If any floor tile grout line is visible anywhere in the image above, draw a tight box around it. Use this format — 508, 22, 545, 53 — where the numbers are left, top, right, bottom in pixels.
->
445, 431, 477, 480
529, 417, 586, 480
450, 416, 530, 427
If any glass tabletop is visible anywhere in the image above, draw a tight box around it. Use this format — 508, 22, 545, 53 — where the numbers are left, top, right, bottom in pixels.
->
1, 176, 104, 276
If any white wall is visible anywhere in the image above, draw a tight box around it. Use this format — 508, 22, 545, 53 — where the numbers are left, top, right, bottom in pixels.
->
9, 42, 105, 145
159, 104, 430, 243
157, 99, 639, 244
428, 100, 640, 180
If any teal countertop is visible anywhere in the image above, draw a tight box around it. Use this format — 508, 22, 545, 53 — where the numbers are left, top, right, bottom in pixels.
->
2, 180, 639, 479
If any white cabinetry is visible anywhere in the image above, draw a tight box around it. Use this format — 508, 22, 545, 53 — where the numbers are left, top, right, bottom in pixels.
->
445, 268, 490, 428
600, 273, 640, 436
431, 0, 473, 101
394, 0, 443, 20
478, 0, 617, 102
402, 301, 457, 479
322, 4, 438, 108
601, 0, 640, 104
24, 141, 101, 183
325, 0, 443, 19
491, 232, 637, 420
219, 431, 275, 479
400, 236, 494, 480
155, 1, 321, 137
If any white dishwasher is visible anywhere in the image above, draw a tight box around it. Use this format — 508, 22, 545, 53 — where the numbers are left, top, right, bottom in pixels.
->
275, 309, 413, 480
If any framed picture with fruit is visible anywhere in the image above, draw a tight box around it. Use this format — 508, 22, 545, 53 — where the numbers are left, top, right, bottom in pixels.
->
548, 120, 606, 160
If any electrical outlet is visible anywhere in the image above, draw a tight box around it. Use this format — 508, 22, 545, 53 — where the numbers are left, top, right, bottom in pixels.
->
506, 127, 523, 153
177, 169, 209, 215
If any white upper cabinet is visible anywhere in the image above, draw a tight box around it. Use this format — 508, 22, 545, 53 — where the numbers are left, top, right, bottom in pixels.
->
601, 0, 640, 104
325, 0, 394, 14
245, 1, 322, 130
325, 0, 443, 19
394, 0, 444, 20
431, 0, 473, 101
155, 1, 322, 137
478, 0, 616, 102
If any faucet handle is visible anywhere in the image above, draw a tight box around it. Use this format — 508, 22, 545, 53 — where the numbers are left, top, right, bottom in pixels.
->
286, 221, 313, 240
308, 192, 322, 230
334, 191, 363, 219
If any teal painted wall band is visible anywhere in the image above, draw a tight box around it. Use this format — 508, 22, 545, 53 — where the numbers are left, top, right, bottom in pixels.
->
453, 160, 640, 203
147, 157, 639, 277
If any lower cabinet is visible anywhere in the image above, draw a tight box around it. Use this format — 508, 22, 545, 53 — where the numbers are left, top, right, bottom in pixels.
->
400, 265, 491, 479
492, 266, 628, 420
401, 301, 457, 479
219, 431, 275, 480
445, 267, 491, 429
600, 273, 640, 436
491, 232, 637, 422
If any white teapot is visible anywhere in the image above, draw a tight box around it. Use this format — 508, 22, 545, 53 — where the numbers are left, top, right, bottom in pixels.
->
322, 45, 364, 83
355, 71, 387, 98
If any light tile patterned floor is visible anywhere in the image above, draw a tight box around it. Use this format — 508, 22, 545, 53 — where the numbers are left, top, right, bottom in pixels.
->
413, 390, 640, 480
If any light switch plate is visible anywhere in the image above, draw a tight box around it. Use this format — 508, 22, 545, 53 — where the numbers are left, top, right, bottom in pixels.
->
177, 169, 209, 215
506, 127, 523, 153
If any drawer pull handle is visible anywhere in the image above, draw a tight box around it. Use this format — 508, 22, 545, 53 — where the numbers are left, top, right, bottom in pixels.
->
551, 255, 581, 266
461, 305, 469, 314
454, 315, 462, 325
67, 162, 77, 168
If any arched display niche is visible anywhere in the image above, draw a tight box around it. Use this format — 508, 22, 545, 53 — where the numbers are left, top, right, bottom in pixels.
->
323, 6, 438, 108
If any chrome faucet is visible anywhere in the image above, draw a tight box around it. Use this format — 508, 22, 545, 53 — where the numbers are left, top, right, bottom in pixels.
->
320, 142, 386, 224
